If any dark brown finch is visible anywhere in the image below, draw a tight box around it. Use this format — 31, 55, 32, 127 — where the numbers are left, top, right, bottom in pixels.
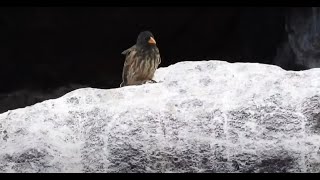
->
120, 31, 161, 87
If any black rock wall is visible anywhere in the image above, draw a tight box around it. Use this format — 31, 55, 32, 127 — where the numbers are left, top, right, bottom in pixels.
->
273, 7, 320, 70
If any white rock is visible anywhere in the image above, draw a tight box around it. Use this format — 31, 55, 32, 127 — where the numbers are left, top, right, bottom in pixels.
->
0, 60, 320, 173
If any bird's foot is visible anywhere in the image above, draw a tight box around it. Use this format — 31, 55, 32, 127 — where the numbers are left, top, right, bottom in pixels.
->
145, 80, 157, 84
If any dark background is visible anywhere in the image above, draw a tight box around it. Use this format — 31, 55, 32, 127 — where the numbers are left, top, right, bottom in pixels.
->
0, 7, 317, 112
0, 7, 287, 91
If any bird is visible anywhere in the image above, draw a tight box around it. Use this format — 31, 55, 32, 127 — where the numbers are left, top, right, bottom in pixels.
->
120, 31, 161, 87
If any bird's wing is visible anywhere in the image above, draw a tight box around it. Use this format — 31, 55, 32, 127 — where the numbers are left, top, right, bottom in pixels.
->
121, 45, 136, 55
156, 48, 161, 66
121, 45, 137, 86
122, 45, 137, 66
158, 54, 161, 66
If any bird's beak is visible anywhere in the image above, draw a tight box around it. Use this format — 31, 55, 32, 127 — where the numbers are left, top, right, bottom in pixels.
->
148, 37, 156, 44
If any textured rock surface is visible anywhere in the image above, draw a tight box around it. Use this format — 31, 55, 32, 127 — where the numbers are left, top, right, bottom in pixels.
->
0, 60, 320, 173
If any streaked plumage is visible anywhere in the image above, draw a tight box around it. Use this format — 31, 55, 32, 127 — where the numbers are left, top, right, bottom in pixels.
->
120, 31, 161, 87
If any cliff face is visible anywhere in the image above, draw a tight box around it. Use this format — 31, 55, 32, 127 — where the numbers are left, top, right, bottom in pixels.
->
0, 60, 320, 173
274, 7, 320, 70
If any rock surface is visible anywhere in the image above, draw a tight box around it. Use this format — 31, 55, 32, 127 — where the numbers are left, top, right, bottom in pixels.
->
0, 60, 320, 173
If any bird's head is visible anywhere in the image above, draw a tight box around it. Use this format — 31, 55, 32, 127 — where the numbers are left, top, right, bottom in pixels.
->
136, 31, 157, 47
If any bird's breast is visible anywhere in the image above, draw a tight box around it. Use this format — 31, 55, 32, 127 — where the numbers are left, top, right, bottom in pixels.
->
130, 51, 159, 80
